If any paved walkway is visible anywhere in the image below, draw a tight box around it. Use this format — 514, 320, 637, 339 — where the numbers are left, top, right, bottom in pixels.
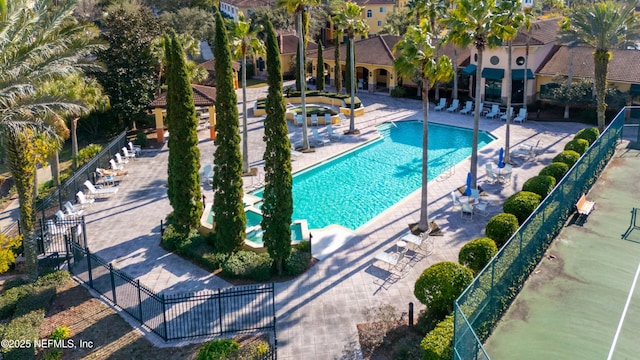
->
0, 82, 589, 358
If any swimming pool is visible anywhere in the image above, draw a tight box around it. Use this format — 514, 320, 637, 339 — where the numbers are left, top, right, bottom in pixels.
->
254, 120, 494, 230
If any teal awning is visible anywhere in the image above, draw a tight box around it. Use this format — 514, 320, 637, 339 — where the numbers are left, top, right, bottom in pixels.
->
630, 84, 640, 96
461, 64, 477, 76
512, 69, 535, 80
482, 68, 505, 80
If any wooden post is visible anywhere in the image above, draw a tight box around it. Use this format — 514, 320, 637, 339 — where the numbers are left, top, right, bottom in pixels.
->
208, 105, 216, 140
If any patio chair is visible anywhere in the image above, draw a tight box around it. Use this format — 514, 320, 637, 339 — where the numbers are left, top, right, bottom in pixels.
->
122, 147, 136, 160
460, 101, 473, 115
64, 201, 84, 217
401, 231, 434, 255
311, 114, 319, 126
55, 210, 67, 223
434, 98, 447, 111
446, 99, 460, 113
76, 191, 95, 207
513, 108, 527, 123
84, 180, 118, 197
500, 107, 514, 121
338, 113, 347, 124
291, 145, 303, 158
461, 203, 474, 221
110, 159, 124, 171
311, 128, 330, 146
115, 152, 128, 166
512, 140, 540, 160
128, 141, 141, 156
485, 105, 500, 119
451, 191, 462, 211
485, 163, 498, 184
327, 124, 343, 140
202, 164, 214, 185
474, 201, 489, 216
46, 219, 68, 235
295, 114, 304, 126
324, 113, 332, 125
374, 250, 404, 271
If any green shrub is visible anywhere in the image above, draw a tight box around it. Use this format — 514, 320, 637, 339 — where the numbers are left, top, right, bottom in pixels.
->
43, 349, 63, 360
552, 150, 581, 168
221, 251, 273, 281
564, 138, 589, 155
485, 213, 519, 248
539, 162, 569, 183
161, 225, 193, 254
414, 262, 473, 319
574, 127, 599, 145
197, 339, 240, 360
75, 144, 103, 168
0, 233, 22, 274
35, 270, 70, 288
50, 325, 71, 340
134, 132, 148, 148
1, 309, 44, 359
420, 315, 454, 360
503, 191, 542, 224
296, 240, 311, 253
284, 249, 310, 276
233, 339, 271, 358
522, 175, 557, 198
0, 286, 30, 320
458, 238, 498, 274
390, 86, 407, 98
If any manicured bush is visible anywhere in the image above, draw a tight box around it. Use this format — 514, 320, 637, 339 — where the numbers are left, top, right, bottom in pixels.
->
0, 233, 22, 274
284, 249, 310, 276
414, 262, 473, 319
1, 309, 44, 359
564, 138, 589, 155
522, 175, 557, 198
390, 86, 407, 98
161, 224, 193, 253
421, 315, 454, 360
552, 150, 581, 168
503, 191, 542, 224
197, 339, 240, 360
574, 127, 599, 145
221, 251, 273, 281
485, 213, 519, 248
50, 325, 71, 340
134, 132, 148, 148
0, 286, 30, 320
458, 238, 498, 274
539, 162, 569, 183
75, 144, 102, 168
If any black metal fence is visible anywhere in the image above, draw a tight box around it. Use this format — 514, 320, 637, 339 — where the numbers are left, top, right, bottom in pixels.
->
66, 241, 276, 357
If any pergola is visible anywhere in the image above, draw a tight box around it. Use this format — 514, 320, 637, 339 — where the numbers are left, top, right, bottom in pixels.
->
148, 84, 217, 141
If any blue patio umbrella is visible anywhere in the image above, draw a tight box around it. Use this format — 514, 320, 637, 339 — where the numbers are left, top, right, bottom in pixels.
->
498, 147, 505, 168
464, 172, 472, 195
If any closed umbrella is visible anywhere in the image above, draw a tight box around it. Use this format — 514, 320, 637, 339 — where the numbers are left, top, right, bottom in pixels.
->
464, 172, 472, 195
498, 148, 505, 168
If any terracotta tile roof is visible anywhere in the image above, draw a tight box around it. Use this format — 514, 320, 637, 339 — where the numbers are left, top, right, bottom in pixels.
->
198, 59, 240, 72
149, 84, 217, 108
537, 46, 640, 84
316, 36, 470, 68
279, 34, 318, 55
513, 18, 560, 46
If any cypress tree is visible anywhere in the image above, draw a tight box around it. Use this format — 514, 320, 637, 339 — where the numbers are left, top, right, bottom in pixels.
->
316, 42, 325, 91
334, 33, 341, 93
166, 32, 203, 233
212, 11, 246, 253
261, 18, 293, 276
345, 39, 351, 96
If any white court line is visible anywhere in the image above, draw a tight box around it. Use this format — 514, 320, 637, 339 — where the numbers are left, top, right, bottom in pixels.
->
607, 262, 640, 360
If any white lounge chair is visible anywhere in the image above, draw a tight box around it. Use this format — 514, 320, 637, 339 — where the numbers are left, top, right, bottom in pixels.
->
122, 147, 136, 160
84, 180, 118, 197
327, 125, 343, 140
291, 145, 303, 158
110, 159, 124, 171
46, 220, 68, 235
55, 210, 67, 224
338, 113, 347, 125
202, 164, 214, 185
401, 231, 433, 255
115, 152, 128, 166
434, 98, 447, 111
485, 105, 500, 119
513, 108, 527, 123
512, 139, 540, 160
324, 113, 332, 125
374, 250, 404, 271
295, 114, 304, 126
446, 99, 460, 113
500, 107, 514, 121
76, 191, 95, 207
311, 114, 319, 126
460, 101, 473, 115
128, 141, 141, 156
64, 201, 84, 217
311, 128, 330, 146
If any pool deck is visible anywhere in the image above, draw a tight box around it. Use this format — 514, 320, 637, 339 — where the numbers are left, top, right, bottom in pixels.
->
2, 82, 597, 358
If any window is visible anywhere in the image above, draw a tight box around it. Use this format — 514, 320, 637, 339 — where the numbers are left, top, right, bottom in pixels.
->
516, 56, 525, 66
380, 7, 386, 12
367, 9, 372, 18
490, 56, 500, 65
485, 80, 502, 102
378, 21, 382, 26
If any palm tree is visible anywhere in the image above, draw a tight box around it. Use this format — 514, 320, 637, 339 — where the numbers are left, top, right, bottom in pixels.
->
394, 20, 453, 232
443, 0, 503, 189
0, 0, 104, 279
231, 12, 266, 174
557, 1, 640, 132
278, 0, 321, 150
495, 0, 525, 164
334, 1, 368, 134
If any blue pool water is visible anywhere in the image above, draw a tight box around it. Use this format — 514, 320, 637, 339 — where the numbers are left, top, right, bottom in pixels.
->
254, 121, 494, 230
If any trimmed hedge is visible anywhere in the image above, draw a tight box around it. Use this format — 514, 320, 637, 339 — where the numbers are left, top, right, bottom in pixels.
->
421, 315, 454, 360
197, 339, 240, 360
522, 175, 556, 198
284, 249, 310, 276
414, 262, 473, 319
221, 251, 273, 282
485, 213, 519, 248
564, 138, 589, 155
574, 127, 599, 145
539, 162, 569, 183
552, 150, 581, 168
503, 191, 542, 224
458, 238, 498, 274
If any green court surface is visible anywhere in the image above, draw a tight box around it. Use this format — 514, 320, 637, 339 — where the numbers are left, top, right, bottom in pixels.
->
485, 148, 640, 359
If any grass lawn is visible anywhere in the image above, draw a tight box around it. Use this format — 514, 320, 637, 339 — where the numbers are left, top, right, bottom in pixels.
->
244, 78, 267, 88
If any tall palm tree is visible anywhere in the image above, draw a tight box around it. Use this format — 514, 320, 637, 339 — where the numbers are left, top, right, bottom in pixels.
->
334, 1, 368, 135
443, 0, 503, 189
231, 12, 266, 174
394, 20, 453, 232
0, 0, 103, 279
495, 0, 524, 164
278, 0, 321, 150
557, 1, 640, 132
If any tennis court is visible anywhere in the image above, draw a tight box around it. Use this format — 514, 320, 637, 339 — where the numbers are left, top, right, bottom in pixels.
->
484, 145, 640, 359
